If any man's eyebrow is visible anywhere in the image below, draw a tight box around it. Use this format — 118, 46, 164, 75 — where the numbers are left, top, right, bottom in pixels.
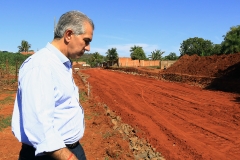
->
84, 38, 92, 42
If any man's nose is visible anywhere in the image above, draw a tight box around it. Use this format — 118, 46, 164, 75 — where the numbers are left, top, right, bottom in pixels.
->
84, 45, 90, 51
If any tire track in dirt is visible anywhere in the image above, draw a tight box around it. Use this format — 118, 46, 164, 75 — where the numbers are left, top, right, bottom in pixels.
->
124, 77, 207, 159
81, 68, 240, 160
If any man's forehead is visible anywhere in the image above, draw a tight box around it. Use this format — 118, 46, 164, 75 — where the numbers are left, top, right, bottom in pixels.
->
84, 26, 93, 37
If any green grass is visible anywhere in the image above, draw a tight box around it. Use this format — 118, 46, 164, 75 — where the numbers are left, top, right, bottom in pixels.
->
6, 90, 15, 94
0, 115, 12, 131
102, 131, 114, 139
79, 91, 87, 102
92, 112, 100, 117
0, 78, 17, 85
84, 112, 100, 121
85, 114, 92, 120
0, 90, 15, 95
148, 66, 161, 69
0, 96, 15, 105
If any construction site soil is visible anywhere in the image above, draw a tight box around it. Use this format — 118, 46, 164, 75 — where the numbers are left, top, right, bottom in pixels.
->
110, 53, 240, 94
80, 53, 240, 159
0, 53, 239, 160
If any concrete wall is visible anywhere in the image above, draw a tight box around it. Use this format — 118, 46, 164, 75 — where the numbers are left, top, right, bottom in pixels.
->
118, 57, 176, 69
160, 60, 176, 69
20, 51, 34, 55
118, 57, 160, 67
72, 61, 86, 66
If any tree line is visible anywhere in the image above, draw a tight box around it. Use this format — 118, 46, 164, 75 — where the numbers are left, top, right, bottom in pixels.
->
0, 52, 30, 68
2, 25, 239, 68
79, 25, 240, 67
180, 25, 240, 56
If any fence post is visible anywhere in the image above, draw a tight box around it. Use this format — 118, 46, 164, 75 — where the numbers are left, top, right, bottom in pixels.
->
88, 82, 90, 97
15, 60, 18, 81
6, 59, 9, 84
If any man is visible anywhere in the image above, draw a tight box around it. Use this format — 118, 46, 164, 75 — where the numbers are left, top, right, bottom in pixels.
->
11, 10, 94, 160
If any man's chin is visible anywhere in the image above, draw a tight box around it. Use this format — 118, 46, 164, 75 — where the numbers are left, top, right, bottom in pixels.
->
75, 55, 81, 59
77, 52, 84, 57
71, 53, 83, 59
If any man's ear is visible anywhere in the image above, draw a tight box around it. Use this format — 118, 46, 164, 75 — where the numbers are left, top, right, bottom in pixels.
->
64, 29, 73, 43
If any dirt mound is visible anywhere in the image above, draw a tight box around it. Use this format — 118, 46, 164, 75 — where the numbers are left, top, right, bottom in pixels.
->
107, 53, 240, 93
159, 53, 240, 93
165, 53, 240, 78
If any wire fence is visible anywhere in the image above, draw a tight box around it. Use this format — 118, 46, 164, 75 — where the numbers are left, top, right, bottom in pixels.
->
0, 59, 19, 91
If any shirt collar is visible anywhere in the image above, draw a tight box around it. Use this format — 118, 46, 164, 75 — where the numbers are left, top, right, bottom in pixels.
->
46, 42, 72, 69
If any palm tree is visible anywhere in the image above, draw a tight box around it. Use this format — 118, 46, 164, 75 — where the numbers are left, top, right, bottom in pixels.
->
106, 48, 118, 66
90, 52, 104, 67
130, 45, 146, 64
149, 49, 165, 60
130, 45, 138, 54
18, 40, 31, 52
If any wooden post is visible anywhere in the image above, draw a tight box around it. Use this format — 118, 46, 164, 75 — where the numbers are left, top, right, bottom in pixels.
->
15, 60, 18, 81
6, 59, 9, 84
88, 82, 90, 97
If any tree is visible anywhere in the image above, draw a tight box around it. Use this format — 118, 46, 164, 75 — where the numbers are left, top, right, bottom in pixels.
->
0, 51, 30, 77
179, 37, 213, 56
221, 25, 240, 54
148, 49, 165, 60
130, 45, 146, 63
18, 40, 31, 52
74, 53, 92, 63
211, 44, 222, 55
129, 45, 138, 53
164, 52, 178, 60
89, 52, 104, 67
106, 48, 118, 66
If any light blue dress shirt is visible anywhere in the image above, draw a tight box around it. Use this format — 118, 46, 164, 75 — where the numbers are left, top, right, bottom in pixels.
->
12, 43, 85, 156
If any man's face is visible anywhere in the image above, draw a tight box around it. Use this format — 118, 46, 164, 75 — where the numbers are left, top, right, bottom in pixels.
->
67, 22, 93, 59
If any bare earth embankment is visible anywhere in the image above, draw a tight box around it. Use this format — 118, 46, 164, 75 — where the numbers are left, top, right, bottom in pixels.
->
81, 68, 240, 160
0, 53, 239, 159
80, 53, 240, 159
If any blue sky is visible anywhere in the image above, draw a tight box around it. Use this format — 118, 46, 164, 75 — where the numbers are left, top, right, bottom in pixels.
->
1, 0, 240, 57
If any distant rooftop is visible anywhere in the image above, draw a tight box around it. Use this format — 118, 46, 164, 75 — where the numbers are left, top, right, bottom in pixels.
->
20, 51, 34, 55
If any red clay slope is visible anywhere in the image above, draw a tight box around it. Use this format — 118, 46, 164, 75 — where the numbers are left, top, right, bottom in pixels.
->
165, 53, 240, 77
81, 68, 240, 160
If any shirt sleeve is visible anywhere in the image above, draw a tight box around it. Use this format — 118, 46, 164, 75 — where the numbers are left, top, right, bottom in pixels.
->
20, 66, 66, 155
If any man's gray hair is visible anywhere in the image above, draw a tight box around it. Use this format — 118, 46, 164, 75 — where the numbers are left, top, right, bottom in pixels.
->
54, 10, 94, 39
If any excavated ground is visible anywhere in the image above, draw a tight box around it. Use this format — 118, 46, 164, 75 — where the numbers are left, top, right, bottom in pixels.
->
80, 53, 240, 159
110, 53, 240, 93
81, 67, 239, 160
0, 53, 239, 160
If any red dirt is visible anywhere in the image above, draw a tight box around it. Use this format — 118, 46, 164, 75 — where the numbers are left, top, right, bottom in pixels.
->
0, 75, 134, 160
165, 53, 240, 78
81, 68, 240, 160
1, 53, 239, 160
0, 91, 20, 160
73, 72, 134, 159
